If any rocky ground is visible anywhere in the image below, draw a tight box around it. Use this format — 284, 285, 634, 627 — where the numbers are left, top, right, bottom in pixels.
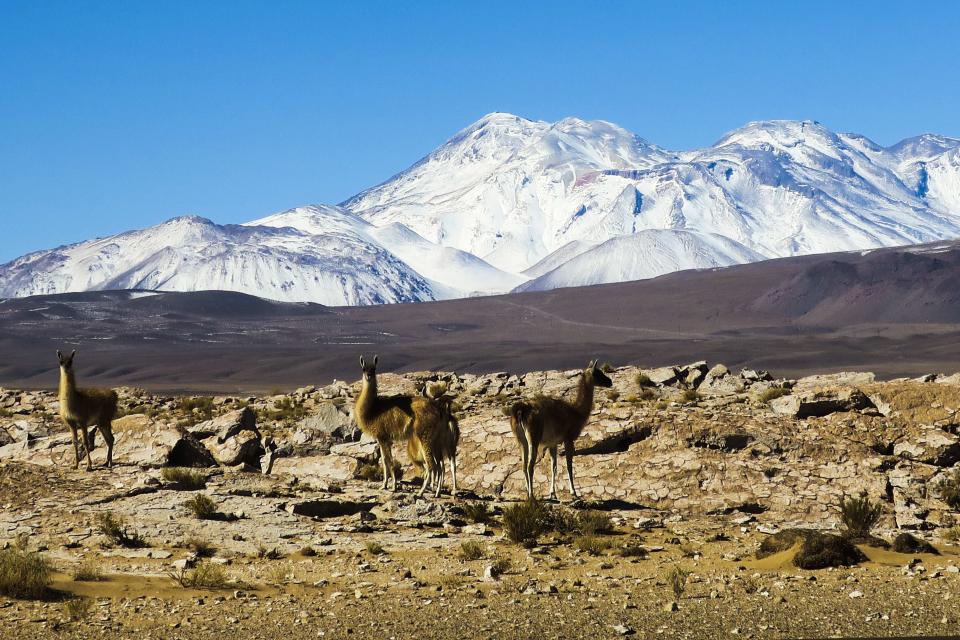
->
2, 362, 960, 639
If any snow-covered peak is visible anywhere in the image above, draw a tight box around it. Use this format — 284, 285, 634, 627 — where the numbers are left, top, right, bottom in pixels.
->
887, 133, 960, 160
4, 114, 960, 306
246, 204, 370, 236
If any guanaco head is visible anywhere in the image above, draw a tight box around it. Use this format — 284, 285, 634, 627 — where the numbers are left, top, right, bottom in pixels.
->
359, 354, 379, 383
586, 359, 613, 388
56, 349, 77, 372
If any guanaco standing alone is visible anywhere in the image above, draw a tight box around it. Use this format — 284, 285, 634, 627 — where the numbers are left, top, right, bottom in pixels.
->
354, 355, 416, 491
56, 350, 118, 470
507, 360, 612, 501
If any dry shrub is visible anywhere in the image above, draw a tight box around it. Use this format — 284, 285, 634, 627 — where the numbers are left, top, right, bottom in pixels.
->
839, 491, 883, 539
96, 512, 146, 548
185, 494, 217, 520
892, 532, 938, 555
459, 541, 486, 561
72, 560, 104, 582
0, 545, 52, 599
502, 501, 548, 547
667, 566, 689, 599
575, 535, 613, 556
794, 531, 866, 569
65, 596, 93, 621
161, 467, 206, 490
462, 501, 492, 524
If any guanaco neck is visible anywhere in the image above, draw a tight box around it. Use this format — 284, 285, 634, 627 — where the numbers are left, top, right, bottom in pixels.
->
356, 373, 377, 420
572, 372, 595, 418
59, 367, 77, 408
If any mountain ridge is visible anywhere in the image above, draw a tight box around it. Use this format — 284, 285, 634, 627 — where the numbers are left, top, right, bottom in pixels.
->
3, 114, 960, 304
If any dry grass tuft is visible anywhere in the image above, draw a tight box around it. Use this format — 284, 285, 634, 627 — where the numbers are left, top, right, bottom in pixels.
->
0, 545, 52, 599
161, 467, 206, 490
72, 560, 105, 582
185, 494, 218, 520
458, 541, 486, 561
96, 512, 147, 548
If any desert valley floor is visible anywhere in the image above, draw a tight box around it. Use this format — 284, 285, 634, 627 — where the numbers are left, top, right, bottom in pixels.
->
2, 361, 960, 639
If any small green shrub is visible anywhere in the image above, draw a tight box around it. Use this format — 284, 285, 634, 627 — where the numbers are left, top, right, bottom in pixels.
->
541, 506, 580, 535
96, 512, 147, 548
577, 510, 613, 535
161, 467, 206, 490
169, 561, 229, 589
258, 397, 308, 425
618, 544, 648, 558
639, 388, 656, 401
636, 373, 652, 388
185, 494, 217, 520
462, 501, 491, 524
489, 555, 511, 577
668, 566, 689, 599
256, 545, 284, 560
299, 545, 317, 557
72, 560, 104, 582
793, 531, 866, 569
502, 501, 548, 547
0, 546, 52, 599
680, 389, 700, 404
459, 541, 486, 561
365, 541, 386, 556
938, 469, 960, 510
606, 390, 621, 402
575, 535, 612, 556
600, 362, 615, 373
182, 537, 216, 558
839, 491, 883, 538
176, 396, 215, 426
759, 387, 789, 403
65, 596, 93, 621
892, 532, 938, 555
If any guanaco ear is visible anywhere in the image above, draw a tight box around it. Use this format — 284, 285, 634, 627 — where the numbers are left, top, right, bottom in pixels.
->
56, 350, 63, 363
373, 354, 378, 367
588, 359, 597, 370
359, 355, 365, 369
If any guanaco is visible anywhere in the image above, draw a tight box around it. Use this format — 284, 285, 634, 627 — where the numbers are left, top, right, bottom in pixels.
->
56, 350, 118, 470
507, 360, 612, 501
407, 383, 460, 498
354, 355, 416, 491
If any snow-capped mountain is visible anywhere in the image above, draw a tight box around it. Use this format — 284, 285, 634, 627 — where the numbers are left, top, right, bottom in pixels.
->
346, 115, 960, 277
515, 230, 765, 293
0, 214, 438, 306
2, 114, 959, 304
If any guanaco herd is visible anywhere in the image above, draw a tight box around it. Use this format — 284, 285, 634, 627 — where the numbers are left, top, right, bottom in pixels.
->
56, 350, 613, 501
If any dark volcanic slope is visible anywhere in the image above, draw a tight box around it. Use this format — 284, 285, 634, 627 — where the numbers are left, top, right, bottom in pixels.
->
3, 241, 960, 392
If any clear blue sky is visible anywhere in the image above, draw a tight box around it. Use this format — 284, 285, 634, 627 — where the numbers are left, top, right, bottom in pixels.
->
2, 1, 959, 262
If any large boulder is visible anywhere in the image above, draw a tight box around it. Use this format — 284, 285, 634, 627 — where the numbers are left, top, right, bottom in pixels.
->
290, 403, 357, 451
698, 364, 743, 395
112, 414, 217, 468
190, 407, 257, 441
645, 366, 679, 387
769, 387, 875, 418
208, 429, 265, 468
